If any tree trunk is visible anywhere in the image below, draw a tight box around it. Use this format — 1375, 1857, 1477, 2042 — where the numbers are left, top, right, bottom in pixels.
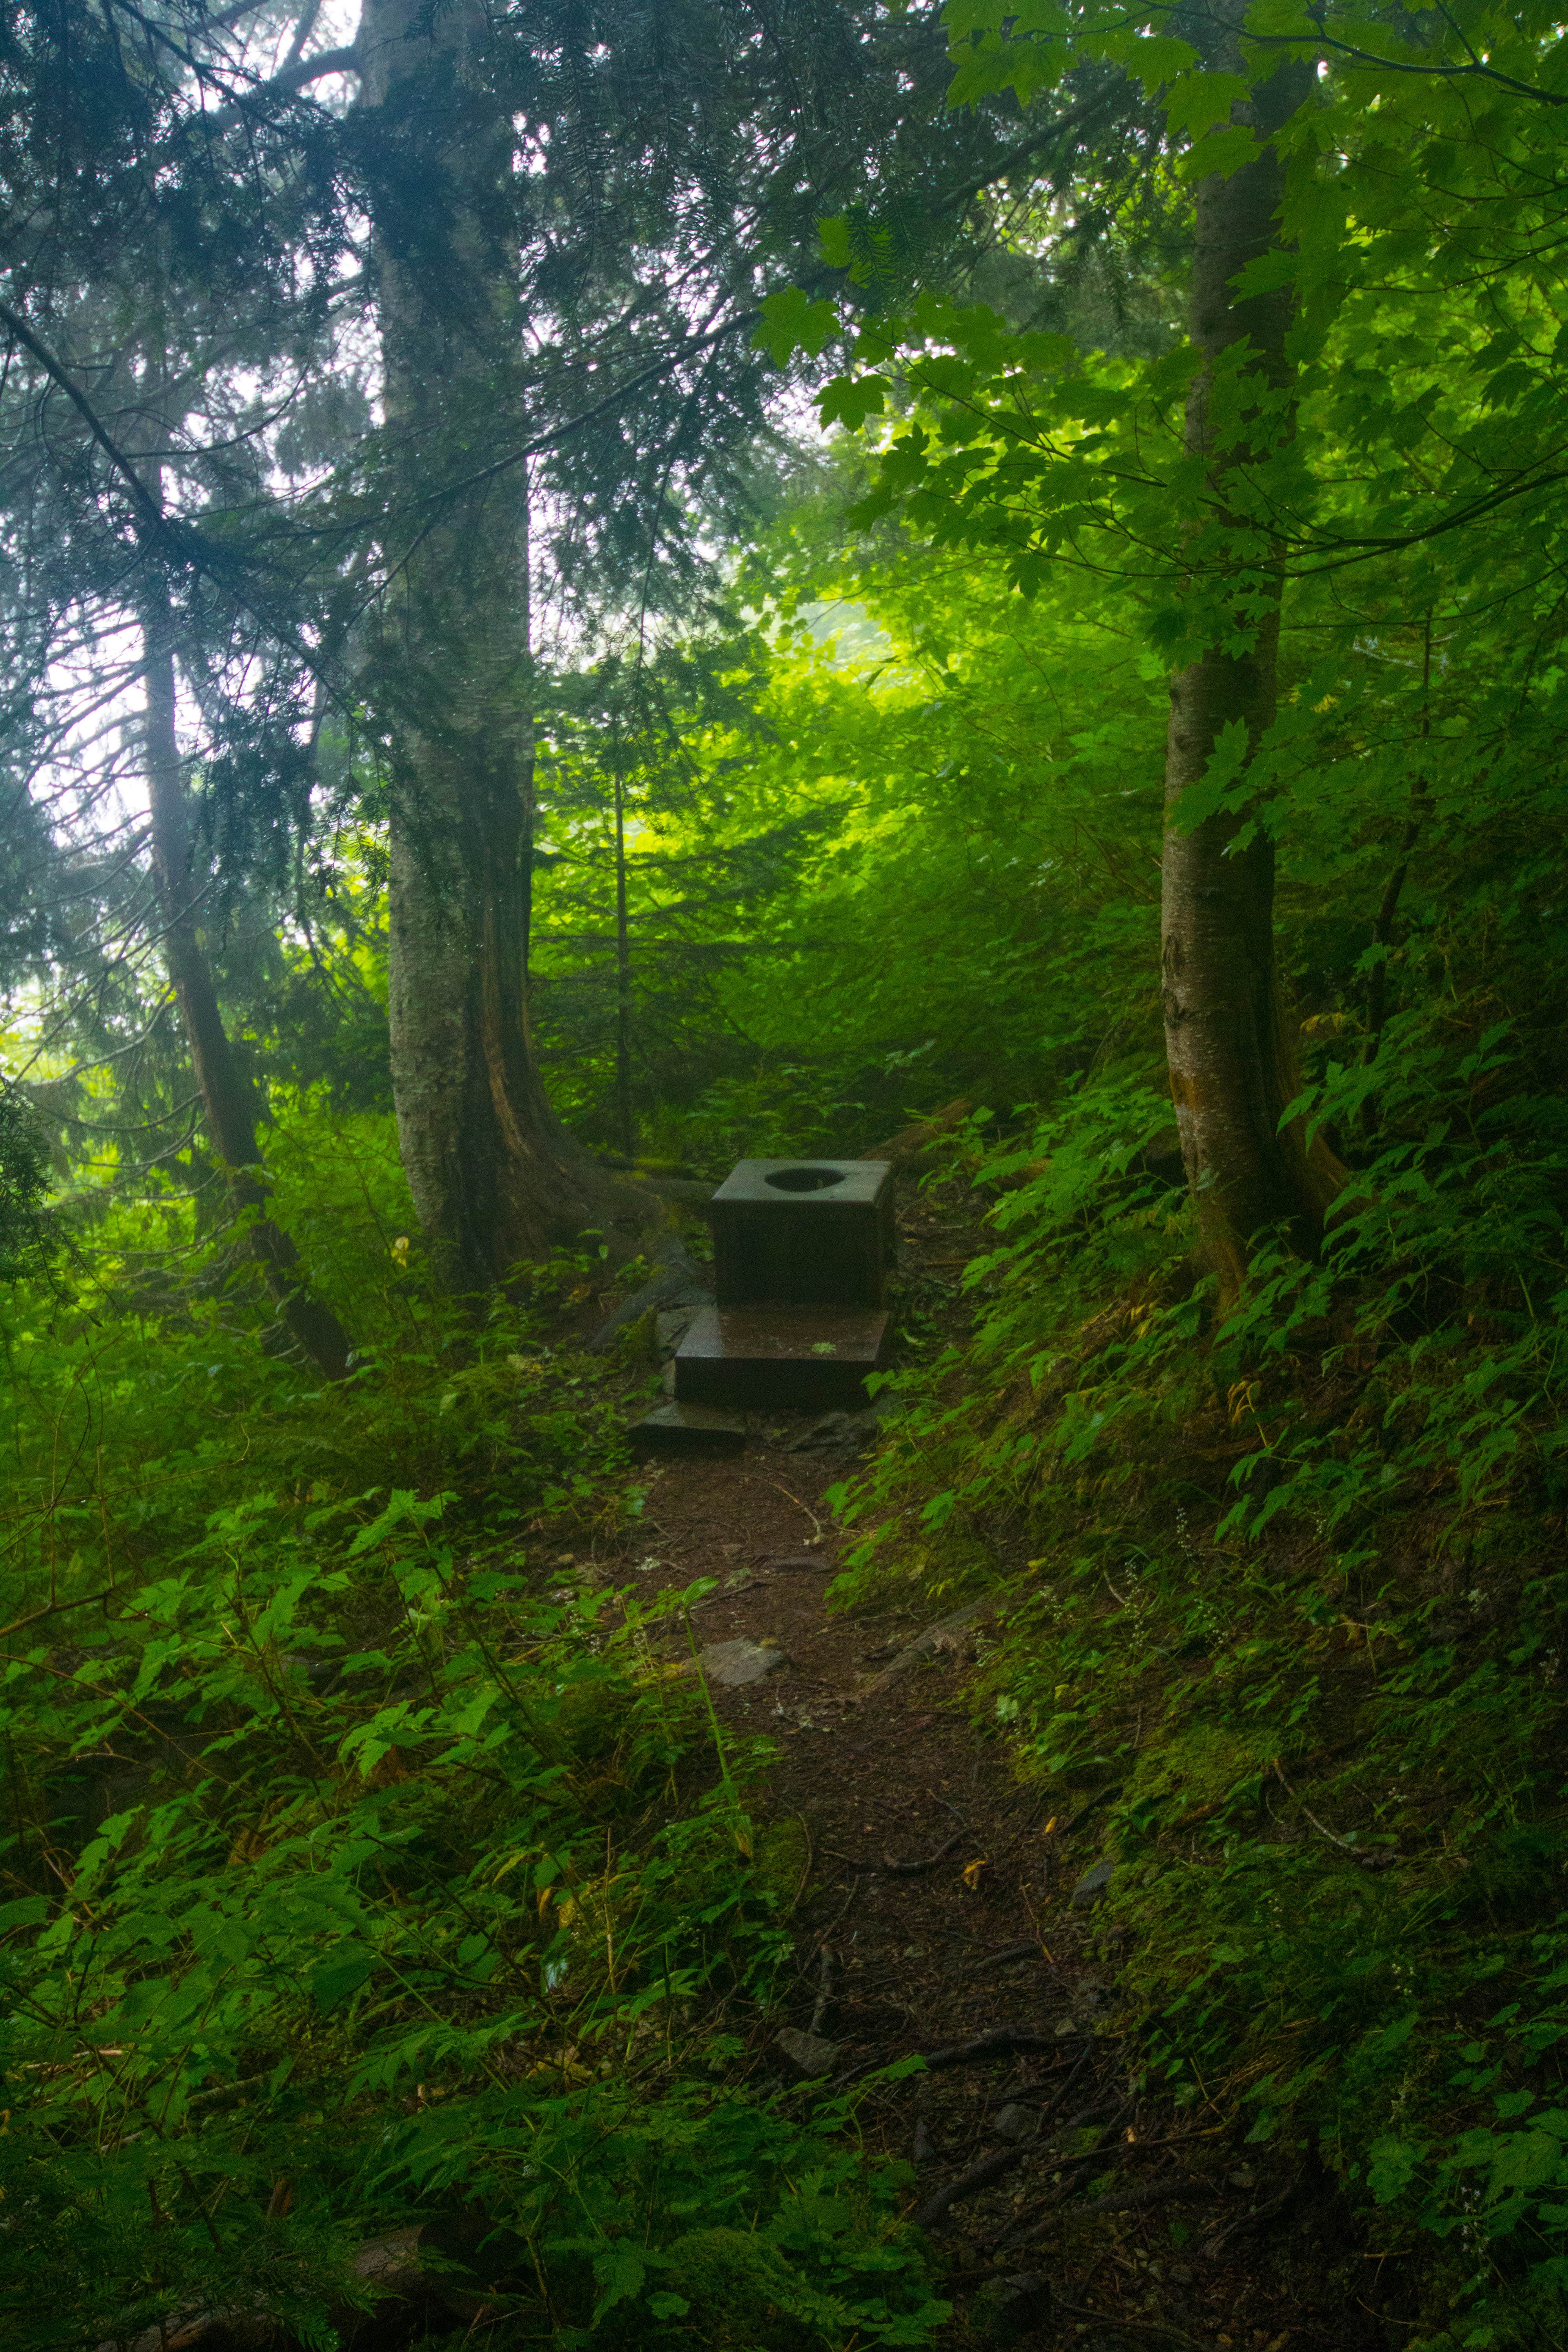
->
1363, 612, 1434, 1071
358, 0, 651, 1290
142, 593, 355, 1381
1160, 49, 1338, 1301
613, 771, 635, 1161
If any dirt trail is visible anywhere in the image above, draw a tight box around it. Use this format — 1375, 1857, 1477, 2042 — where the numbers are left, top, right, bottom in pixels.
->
615, 1198, 1380, 2352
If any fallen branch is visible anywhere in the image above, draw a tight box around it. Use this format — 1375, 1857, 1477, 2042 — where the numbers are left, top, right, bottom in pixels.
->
914, 2060, 1110, 2234
1202, 2174, 1299, 2256
911, 2140, 1023, 2230
863, 1097, 972, 1164
857, 1597, 996, 1699
961, 1939, 1047, 1978
920, 2024, 1063, 2071
882, 1830, 965, 1878
992, 2102, 1134, 2248
809, 1946, 835, 2036
753, 1475, 828, 1544
1035, 2043, 1097, 2126
820, 1829, 967, 1877
1272, 1760, 1391, 1867
1055, 2302, 1211, 2350
1068, 2174, 1224, 2219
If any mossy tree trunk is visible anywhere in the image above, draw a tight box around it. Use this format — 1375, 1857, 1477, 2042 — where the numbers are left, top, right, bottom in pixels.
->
357, 0, 651, 1290
1160, 50, 1340, 1301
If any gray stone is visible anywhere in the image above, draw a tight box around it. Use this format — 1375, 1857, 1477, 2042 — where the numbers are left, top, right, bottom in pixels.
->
655, 1307, 701, 1359
970, 2271, 1053, 2343
781, 1409, 880, 1454
588, 1240, 712, 1352
628, 1402, 747, 1457
990, 2103, 1036, 2146
775, 2027, 840, 2078
694, 1637, 788, 1688
1070, 1860, 1115, 1909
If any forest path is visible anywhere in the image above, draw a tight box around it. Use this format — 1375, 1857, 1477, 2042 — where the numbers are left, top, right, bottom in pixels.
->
616, 1199, 1375, 2352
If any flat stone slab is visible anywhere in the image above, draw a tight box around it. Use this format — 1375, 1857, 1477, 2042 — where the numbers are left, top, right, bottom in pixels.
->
775, 2027, 840, 2077
627, 1402, 747, 1456
673, 1304, 891, 1411
691, 1637, 788, 1688
972, 2271, 1053, 2342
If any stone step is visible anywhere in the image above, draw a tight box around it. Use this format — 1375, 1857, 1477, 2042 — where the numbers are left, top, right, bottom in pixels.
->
673, 1303, 891, 1410
627, 1400, 749, 1455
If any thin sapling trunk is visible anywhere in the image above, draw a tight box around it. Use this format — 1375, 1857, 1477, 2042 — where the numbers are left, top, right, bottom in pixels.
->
613, 771, 634, 1161
142, 593, 354, 1381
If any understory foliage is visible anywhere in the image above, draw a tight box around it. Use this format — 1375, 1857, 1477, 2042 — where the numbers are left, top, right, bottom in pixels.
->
0, 1187, 939, 2349
835, 990, 1568, 2348
751, 23, 1568, 2334
9, 0, 1568, 2343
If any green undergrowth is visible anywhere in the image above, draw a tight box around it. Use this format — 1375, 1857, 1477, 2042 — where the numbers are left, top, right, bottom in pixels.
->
0, 1133, 943, 2351
830, 1011, 1568, 2351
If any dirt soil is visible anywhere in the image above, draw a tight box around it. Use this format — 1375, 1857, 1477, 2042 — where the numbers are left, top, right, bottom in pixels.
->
612, 1186, 1405, 2352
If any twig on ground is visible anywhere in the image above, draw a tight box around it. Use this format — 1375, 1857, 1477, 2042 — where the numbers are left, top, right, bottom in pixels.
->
961, 1939, 1046, 1978
881, 1830, 965, 1877
809, 1947, 835, 2037
820, 1831, 966, 1877
1035, 2042, 1096, 2125
1202, 2174, 1298, 2256
857, 1597, 997, 1698
810, 1872, 861, 1944
912, 2139, 1024, 2230
920, 2023, 1064, 2071
1055, 2303, 1211, 2350
991, 2099, 1134, 2248
1068, 2174, 1224, 2219
788, 1813, 815, 1914
1273, 1760, 1365, 1856
755, 1476, 826, 1543
924, 2080, 1130, 2238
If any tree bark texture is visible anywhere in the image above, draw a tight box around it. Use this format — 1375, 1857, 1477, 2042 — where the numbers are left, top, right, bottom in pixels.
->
143, 595, 354, 1381
1161, 51, 1339, 1299
358, 0, 649, 1290
613, 772, 634, 1161
1364, 613, 1433, 1068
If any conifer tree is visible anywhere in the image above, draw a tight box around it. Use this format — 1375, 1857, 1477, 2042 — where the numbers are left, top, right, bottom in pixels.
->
347, 0, 1052, 1281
